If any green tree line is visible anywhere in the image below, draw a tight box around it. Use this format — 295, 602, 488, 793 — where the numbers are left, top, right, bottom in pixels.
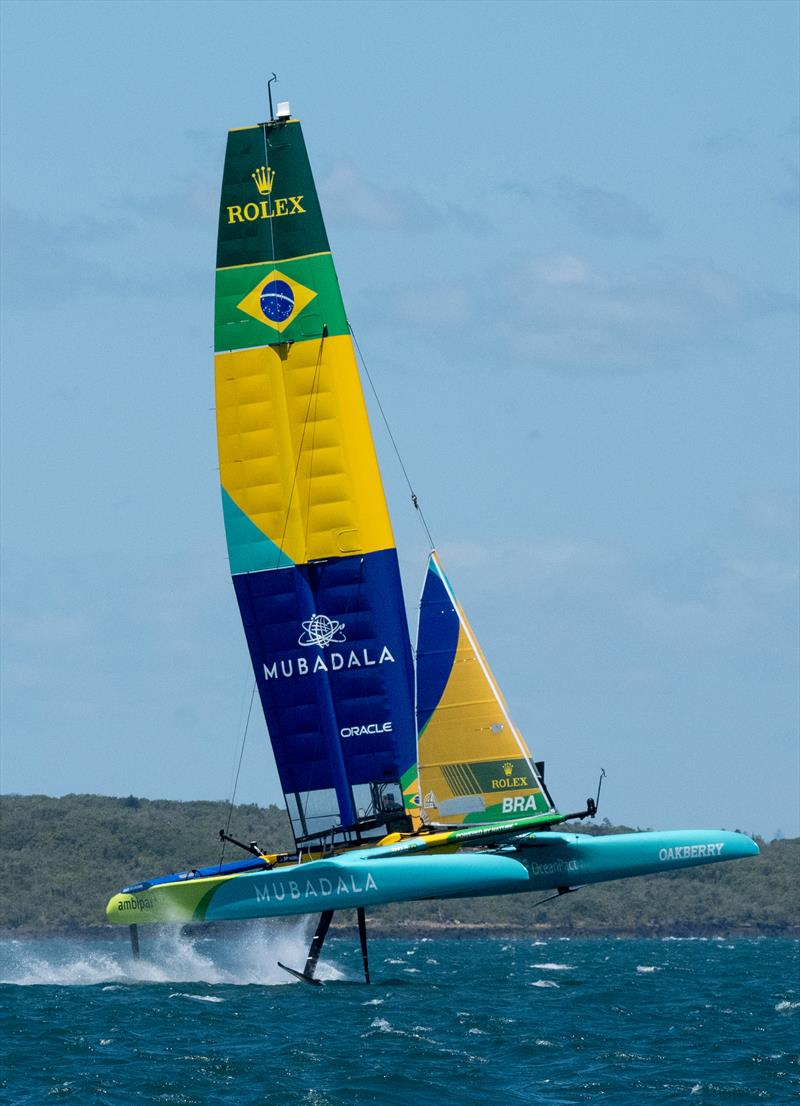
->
0, 794, 796, 934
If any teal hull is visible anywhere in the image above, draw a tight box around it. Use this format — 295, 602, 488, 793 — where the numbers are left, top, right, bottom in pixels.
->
205, 829, 757, 922
107, 829, 758, 926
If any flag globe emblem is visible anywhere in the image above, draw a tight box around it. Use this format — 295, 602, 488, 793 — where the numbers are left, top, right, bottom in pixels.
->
260, 278, 294, 323
299, 614, 346, 648
236, 267, 318, 333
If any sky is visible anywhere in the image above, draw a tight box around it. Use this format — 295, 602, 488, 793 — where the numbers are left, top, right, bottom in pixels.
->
1, 0, 798, 840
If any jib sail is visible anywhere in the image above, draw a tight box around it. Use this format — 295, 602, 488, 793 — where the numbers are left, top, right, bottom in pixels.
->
416, 551, 554, 824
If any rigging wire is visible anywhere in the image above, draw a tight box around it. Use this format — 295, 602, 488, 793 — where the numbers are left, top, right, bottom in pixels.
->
296, 355, 341, 837
261, 121, 279, 269
218, 680, 258, 869
259, 120, 287, 574
292, 347, 332, 837
274, 339, 325, 565
349, 323, 436, 551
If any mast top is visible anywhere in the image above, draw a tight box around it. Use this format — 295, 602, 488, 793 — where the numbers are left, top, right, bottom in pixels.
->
267, 74, 291, 124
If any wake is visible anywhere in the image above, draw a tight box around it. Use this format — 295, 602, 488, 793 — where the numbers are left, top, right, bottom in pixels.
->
0, 920, 345, 987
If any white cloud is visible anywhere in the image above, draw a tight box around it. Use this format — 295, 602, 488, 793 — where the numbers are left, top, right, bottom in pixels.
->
387, 282, 471, 326
502, 177, 659, 239
318, 162, 490, 234
122, 179, 218, 226
625, 555, 798, 647
3, 611, 91, 646
775, 164, 799, 211
530, 254, 591, 286
319, 164, 411, 228
374, 253, 797, 372
442, 537, 621, 593
739, 489, 799, 534
0, 206, 131, 304
437, 537, 798, 663
704, 129, 751, 153
553, 179, 659, 239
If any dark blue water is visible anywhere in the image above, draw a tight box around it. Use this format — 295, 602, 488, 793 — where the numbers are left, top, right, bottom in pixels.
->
1, 928, 797, 1104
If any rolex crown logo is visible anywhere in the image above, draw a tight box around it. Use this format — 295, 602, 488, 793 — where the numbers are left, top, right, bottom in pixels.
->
503, 762, 513, 777
251, 165, 276, 196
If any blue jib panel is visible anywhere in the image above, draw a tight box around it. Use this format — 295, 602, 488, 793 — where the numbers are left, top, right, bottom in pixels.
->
415, 560, 460, 735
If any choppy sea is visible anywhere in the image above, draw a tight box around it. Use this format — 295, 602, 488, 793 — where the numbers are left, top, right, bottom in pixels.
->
0, 929, 797, 1104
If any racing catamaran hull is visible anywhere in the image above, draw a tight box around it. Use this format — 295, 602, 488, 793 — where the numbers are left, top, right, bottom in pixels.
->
107, 829, 758, 926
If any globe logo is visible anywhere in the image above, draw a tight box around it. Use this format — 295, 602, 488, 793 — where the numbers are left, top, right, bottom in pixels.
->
259, 279, 295, 324
298, 614, 346, 648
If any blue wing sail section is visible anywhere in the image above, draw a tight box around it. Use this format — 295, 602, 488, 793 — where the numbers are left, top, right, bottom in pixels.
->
233, 549, 416, 836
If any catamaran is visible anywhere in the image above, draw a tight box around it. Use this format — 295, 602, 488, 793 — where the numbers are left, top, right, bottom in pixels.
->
106, 95, 758, 984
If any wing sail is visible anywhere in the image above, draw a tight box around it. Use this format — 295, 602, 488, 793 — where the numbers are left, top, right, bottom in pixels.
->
215, 117, 417, 840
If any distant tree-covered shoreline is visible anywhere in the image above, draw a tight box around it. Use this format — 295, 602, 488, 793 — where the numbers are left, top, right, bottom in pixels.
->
1, 794, 796, 936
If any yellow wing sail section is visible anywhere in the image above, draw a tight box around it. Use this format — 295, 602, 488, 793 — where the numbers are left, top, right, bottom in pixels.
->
216, 334, 394, 568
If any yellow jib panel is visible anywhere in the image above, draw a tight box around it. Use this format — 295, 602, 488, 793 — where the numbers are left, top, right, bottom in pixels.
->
215, 334, 395, 565
418, 624, 514, 762
418, 620, 540, 820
